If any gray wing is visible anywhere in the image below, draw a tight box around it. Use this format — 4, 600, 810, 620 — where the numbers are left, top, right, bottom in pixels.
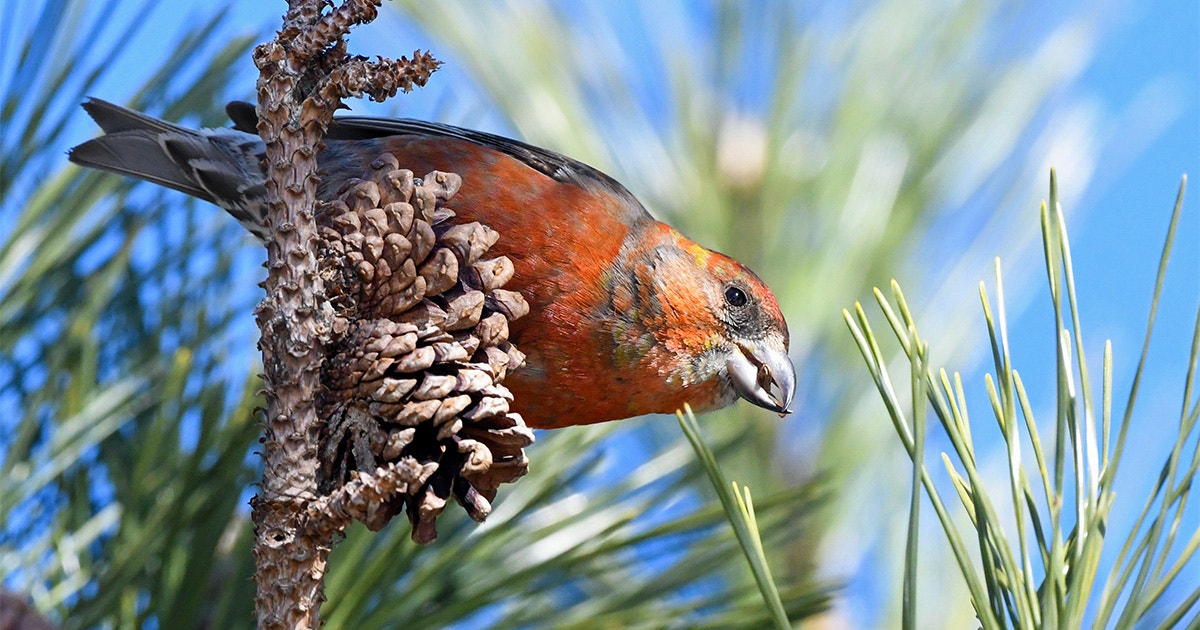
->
70, 99, 270, 239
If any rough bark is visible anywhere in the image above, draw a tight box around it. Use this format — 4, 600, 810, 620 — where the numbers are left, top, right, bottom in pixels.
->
250, 2, 438, 627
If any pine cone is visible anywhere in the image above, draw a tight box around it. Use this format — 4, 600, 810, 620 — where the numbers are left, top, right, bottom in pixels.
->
317, 154, 534, 543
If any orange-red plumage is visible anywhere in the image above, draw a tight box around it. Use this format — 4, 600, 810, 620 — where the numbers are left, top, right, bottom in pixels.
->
69, 100, 795, 429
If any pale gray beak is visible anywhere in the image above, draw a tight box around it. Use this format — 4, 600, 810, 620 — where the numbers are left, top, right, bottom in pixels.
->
727, 339, 796, 416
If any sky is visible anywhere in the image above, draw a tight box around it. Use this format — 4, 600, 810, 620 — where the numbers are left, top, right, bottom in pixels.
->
956, 0, 1199, 624
1036, 2, 1199, 620
10, 0, 1199, 626
1063, 0, 1197, 403
861, 0, 1199, 622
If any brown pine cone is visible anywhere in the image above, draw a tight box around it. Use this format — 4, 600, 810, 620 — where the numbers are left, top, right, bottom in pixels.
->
316, 153, 534, 543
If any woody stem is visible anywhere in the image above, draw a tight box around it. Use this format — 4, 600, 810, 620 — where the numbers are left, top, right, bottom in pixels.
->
250, 2, 351, 627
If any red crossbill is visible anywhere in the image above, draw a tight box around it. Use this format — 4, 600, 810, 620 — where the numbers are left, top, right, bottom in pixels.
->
69, 98, 795, 429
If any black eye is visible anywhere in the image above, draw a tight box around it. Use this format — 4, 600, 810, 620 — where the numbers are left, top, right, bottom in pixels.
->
724, 285, 748, 307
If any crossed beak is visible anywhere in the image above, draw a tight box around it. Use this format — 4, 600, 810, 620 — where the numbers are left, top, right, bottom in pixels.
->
727, 338, 796, 416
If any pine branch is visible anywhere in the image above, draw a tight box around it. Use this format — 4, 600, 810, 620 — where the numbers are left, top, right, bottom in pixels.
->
249, 2, 440, 627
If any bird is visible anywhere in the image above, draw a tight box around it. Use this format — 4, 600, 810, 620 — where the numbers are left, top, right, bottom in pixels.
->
69, 98, 795, 429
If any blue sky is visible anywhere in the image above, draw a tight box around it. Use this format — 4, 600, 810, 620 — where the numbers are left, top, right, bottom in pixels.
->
961, 1, 1199, 623
1011, 0, 1197, 540
1066, 0, 1197, 389
1051, 0, 1198, 617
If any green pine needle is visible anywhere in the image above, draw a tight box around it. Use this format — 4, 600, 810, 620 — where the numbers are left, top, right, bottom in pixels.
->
677, 405, 792, 630
846, 171, 1198, 627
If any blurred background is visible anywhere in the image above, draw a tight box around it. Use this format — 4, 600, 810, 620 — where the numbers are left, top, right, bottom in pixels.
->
2, 0, 1196, 628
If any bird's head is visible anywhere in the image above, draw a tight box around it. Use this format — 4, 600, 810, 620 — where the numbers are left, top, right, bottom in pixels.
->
608, 224, 795, 417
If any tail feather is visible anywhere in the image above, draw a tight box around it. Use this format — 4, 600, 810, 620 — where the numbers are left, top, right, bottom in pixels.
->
68, 121, 218, 202
69, 98, 270, 239
81, 97, 187, 136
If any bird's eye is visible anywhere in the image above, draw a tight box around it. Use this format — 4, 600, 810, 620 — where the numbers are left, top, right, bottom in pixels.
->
724, 285, 748, 308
